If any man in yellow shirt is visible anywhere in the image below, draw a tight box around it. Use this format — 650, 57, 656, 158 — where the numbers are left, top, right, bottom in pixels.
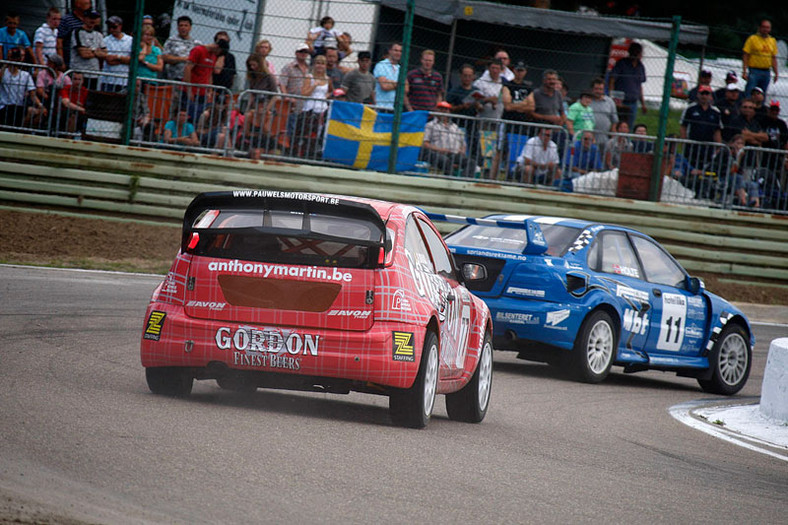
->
742, 18, 779, 97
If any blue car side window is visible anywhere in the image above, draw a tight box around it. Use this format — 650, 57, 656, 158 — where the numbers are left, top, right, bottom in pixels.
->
593, 231, 642, 279
631, 235, 686, 289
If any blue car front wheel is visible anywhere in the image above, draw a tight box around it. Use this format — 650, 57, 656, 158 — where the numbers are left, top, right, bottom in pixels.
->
698, 323, 751, 395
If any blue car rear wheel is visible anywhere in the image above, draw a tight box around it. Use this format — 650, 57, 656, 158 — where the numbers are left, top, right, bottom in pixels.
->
569, 310, 616, 383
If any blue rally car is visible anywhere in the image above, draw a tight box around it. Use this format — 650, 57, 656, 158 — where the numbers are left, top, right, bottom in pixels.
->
430, 213, 754, 395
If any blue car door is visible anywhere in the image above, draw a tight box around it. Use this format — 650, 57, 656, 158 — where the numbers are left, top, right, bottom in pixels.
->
629, 235, 707, 358
588, 230, 652, 356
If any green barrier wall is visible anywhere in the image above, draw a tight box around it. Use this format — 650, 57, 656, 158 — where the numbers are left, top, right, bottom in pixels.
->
2, 132, 787, 287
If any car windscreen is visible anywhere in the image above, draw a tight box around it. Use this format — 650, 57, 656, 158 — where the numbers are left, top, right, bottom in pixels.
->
189, 209, 385, 269
446, 223, 580, 256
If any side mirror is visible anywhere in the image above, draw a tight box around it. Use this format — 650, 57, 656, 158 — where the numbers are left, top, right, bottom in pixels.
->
687, 276, 705, 295
462, 263, 487, 282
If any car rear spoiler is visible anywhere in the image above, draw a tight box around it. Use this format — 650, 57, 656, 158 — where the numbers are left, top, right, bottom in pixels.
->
182, 191, 386, 252
424, 212, 549, 255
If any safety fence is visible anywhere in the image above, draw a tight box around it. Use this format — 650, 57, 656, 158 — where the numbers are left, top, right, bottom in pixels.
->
0, 61, 55, 135
1, 129, 787, 291
2, 60, 786, 214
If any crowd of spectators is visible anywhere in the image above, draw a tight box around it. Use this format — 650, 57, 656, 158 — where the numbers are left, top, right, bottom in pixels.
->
0, 8, 786, 209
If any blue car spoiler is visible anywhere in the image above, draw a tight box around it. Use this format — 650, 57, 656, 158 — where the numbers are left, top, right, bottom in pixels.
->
424, 212, 549, 255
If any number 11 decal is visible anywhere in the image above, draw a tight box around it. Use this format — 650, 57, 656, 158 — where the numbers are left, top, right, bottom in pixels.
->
657, 294, 687, 352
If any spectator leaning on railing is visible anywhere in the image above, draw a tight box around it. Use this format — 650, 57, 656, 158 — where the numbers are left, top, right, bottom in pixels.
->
59, 70, 88, 134
0, 47, 46, 128
36, 53, 66, 112
420, 100, 476, 177
516, 127, 562, 184
565, 130, 603, 178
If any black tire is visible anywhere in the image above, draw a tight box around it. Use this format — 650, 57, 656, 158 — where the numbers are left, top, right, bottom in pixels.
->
389, 331, 439, 429
569, 310, 616, 383
446, 331, 493, 423
216, 374, 257, 393
146, 367, 193, 397
698, 323, 751, 395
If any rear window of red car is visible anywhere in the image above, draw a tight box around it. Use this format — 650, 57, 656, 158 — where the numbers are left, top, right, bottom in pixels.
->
190, 209, 384, 269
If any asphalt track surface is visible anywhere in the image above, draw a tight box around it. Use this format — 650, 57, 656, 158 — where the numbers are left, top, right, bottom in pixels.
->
1, 265, 786, 524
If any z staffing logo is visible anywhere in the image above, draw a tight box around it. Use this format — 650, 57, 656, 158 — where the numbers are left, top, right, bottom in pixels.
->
144, 311, 166, 341
545, 309, 570, 328
392, 331, 415, 362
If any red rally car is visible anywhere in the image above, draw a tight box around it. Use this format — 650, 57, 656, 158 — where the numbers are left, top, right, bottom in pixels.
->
141, 191, 492, 428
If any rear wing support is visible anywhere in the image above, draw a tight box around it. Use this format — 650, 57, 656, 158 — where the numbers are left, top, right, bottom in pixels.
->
424, 212, 549, 255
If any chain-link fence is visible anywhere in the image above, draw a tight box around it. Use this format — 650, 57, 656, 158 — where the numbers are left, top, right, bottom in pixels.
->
2, 2, 787, 213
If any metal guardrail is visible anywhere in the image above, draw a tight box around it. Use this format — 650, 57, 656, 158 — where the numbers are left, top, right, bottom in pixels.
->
0, 60, 56, 135
1, 130, 787, 288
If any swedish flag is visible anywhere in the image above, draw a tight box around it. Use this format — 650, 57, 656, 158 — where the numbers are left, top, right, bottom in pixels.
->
323, 101, 428, 172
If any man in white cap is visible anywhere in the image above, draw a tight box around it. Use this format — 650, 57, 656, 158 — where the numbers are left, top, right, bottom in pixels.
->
714, 70, 740, 105
279, 43, 312, 138
750, 86, 767, 118
101, 15, 132, 92
716, 82, 741, 141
